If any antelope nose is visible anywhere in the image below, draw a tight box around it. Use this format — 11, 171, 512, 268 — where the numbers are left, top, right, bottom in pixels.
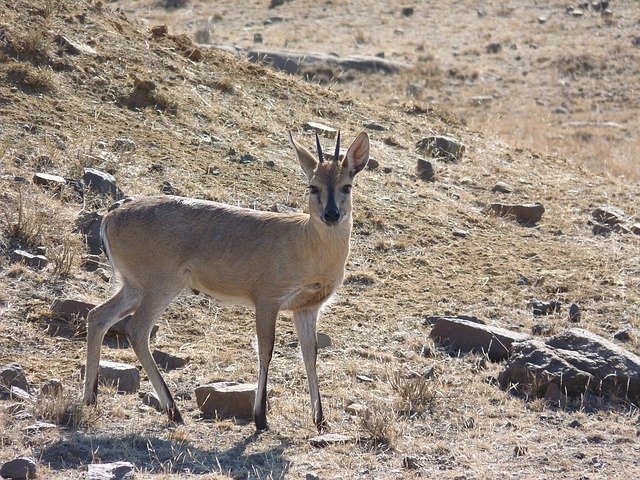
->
323, 208, 341, 224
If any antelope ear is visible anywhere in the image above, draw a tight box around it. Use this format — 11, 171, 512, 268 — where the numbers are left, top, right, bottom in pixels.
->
344, 132, 369, 177
288, 131, 318, 179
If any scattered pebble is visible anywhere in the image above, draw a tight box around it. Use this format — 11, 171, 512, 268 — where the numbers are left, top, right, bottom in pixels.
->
613, 328, 632, 342
309, 433, 354, 448
569, 303, 581, 322
416, 158, 434, 181
0, 457, 37, 480
492, 181, 514, 193
356, 374, 374, 383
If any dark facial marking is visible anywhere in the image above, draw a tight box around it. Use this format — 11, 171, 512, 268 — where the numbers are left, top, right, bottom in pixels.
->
323, 184, 341, 223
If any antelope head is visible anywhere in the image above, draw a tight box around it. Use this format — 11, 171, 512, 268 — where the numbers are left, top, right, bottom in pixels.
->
289, 130, 370, 226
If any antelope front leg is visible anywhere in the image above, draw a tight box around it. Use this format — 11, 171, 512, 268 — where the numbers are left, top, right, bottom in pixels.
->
293, 308, 326, 432
254, 305, 278, 431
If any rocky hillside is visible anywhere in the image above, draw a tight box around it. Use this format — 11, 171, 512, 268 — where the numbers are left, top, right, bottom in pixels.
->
1, 1, 639, 478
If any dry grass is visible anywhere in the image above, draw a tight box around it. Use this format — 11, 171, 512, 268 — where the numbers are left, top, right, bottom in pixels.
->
135, 0, 640, 181
2, 184, 45, 251
2, 30, 50, 65
0, 0, 639, 478
5, 63, 55, 93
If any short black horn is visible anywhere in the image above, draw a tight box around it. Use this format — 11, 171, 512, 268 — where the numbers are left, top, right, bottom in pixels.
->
333, 130, 341, 163
315, 131, 324, 164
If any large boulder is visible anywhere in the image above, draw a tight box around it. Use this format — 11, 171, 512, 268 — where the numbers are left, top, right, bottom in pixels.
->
546, 329, 640, 400
429, 317, 530, 361
499, 329, 640, 403
498, 340, 594, 396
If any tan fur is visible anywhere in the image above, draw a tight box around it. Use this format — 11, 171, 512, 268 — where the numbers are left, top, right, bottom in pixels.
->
83, 131, 370, 431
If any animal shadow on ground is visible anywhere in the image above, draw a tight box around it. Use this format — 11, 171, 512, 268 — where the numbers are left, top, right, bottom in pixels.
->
39, 431, 291, 476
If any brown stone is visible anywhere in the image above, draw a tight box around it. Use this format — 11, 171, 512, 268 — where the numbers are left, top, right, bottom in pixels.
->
416, 135, 465, 161
150, 25, 168, 37
40, 378, 63, 397
430, 317, 530, 361
195, 382, 256, 419
486, 202, 545, 225
0, 457, 37, 479
81, 361, 140, 394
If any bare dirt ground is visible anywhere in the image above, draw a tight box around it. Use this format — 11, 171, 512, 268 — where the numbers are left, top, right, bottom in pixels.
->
1, 0, 639, 479
117, 0, 640, 180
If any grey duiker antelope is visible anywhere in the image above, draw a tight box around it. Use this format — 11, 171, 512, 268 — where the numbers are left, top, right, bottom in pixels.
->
83, 130, 370, 431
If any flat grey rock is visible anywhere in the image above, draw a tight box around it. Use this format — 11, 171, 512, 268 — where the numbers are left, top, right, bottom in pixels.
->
87, 462, 135, 480
430, 317, 530, 361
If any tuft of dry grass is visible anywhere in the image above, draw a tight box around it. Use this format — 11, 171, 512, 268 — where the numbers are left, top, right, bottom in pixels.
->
389, 369, 438, 418
5, 63, 55, 93
34, 391, 101, 430
3, 30, 50, 64
2, 184, 44, 250
49, 237, 76, 277
357, 404, 399, 449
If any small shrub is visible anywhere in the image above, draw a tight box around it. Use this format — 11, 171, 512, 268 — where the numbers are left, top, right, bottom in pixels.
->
50, 238, 75, 277
6, 63, 55, 93
358, 405, 398, 449
389, 369, 437, 417
4, 30, 50, 65
35, 391, 100, 429
3, 185, 44, 249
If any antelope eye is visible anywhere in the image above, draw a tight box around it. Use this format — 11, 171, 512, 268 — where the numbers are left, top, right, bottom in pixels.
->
341, 185, 352, 194
308, 185, 320, 195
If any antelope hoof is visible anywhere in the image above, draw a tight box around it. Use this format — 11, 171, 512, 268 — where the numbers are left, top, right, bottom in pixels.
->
167, 405, 184, 424
254, 414, 269, 432
315, 417, 329, 433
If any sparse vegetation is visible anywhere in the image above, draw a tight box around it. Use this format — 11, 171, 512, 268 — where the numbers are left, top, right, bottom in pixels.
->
0, 0, 639, 478
2, 30, 50, 65
2, 185, 44, 250
389, 369, 437, 417
6, 63, 55, 93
